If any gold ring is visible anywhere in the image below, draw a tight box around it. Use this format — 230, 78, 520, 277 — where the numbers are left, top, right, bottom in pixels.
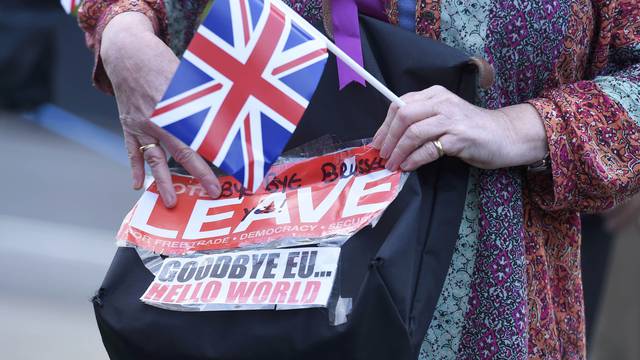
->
139, 143, 158, 153
433, 139, 445, 158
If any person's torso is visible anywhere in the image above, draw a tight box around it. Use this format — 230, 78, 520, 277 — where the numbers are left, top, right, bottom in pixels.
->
164, 0, 595, 108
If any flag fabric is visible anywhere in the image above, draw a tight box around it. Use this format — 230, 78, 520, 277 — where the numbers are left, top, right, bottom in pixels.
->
151, 0, 329, 191
60, 0, 80, 15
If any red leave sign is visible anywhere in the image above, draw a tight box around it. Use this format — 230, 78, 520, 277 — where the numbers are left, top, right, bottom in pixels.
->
117, 145, 405, 255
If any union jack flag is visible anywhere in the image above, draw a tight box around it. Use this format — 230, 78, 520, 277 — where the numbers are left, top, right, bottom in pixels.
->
151, 0, 328, 191
60, 0, 80, 15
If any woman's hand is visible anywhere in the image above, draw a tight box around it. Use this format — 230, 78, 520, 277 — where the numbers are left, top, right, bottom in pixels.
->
101, 12, 220, 208
371, 85, 548, 171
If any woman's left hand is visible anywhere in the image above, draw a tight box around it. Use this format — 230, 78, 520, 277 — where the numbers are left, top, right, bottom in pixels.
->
371, 85, 549, 171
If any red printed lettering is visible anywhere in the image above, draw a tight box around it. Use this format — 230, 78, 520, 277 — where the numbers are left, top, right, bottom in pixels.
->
143, 283, 169, 301
226, 281, 256, 303
268, 281, 291, 303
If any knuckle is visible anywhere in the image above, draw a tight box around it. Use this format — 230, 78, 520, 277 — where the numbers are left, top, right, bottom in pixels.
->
400, 92, 422, 104
174, 147, 195, 164
127, 148, 140, 160
384, 135, 398, 147
402, 157, 416, 170
396, 108, 411, 125
144, 152, 165, 167
201, 172, 219, 185
119, 115, 141, 130
140, 119, 157, 133
447, 143, 462, 156
441, 96, 456, 106
405, 124, 422, 142
435, 98, 452, 113
443, 137, 461, 156
434, 114, 450, 126
400, 91, 418, 101
431, 85, 446, 93
413, 143, 434, 162
445, 93, 463, 106
403, 159, 415, 169
440, 86, 453, 95
426, 143, 440, 159
448, 123, 463, 135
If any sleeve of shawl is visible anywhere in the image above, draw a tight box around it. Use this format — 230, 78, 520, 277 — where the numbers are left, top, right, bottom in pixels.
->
526, 0, 640, 213
77, 0, 168, 94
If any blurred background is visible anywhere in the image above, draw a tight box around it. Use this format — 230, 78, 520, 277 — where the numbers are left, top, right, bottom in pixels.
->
1, 1, 133, 359
0, 1, 638, 359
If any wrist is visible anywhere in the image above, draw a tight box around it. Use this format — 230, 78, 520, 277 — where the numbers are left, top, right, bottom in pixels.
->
101, 12, 156, 63
497, 104, 549, 167
101, 15, 176, 89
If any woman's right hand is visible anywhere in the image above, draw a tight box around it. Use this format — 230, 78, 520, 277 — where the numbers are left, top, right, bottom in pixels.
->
101, 12, 221, 208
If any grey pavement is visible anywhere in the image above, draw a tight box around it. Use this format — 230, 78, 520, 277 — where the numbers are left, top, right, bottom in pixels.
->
0, 113, 138, 360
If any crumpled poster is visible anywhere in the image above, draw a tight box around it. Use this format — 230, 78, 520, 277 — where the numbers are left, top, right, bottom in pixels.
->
117, 143, 407, 311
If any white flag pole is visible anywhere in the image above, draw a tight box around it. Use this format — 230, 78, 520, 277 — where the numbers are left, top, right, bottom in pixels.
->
325, 40, 406, 107
273, 0, 405, 106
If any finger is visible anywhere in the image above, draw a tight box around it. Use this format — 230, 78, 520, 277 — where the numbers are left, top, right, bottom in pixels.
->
372, 86, 450, 149
379, 98, 445, 159
372, 92, 421, 148
157, 129, 221, 198
399, 133, 455, 171
139, 136, 177, 208
371, 100, 402, 149
124, 133, 145, 189
385, 116, 448, 171
397, 142, 441, 171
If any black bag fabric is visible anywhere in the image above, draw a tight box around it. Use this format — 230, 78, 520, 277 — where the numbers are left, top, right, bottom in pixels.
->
94, 16, 478, 360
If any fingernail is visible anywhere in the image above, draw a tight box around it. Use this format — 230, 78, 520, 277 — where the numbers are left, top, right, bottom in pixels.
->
206, 183, 221, 198
385, 159, 397, 171
163, 193, 177, 208
400, 161, 409, 171
371, 133, 381, 148
380, 145, 390, 159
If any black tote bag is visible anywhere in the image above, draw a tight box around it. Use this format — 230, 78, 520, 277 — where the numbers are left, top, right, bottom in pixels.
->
93, 16, 478, 360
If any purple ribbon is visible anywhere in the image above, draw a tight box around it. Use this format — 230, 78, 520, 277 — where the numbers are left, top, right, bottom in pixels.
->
330, 0, 387, 89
